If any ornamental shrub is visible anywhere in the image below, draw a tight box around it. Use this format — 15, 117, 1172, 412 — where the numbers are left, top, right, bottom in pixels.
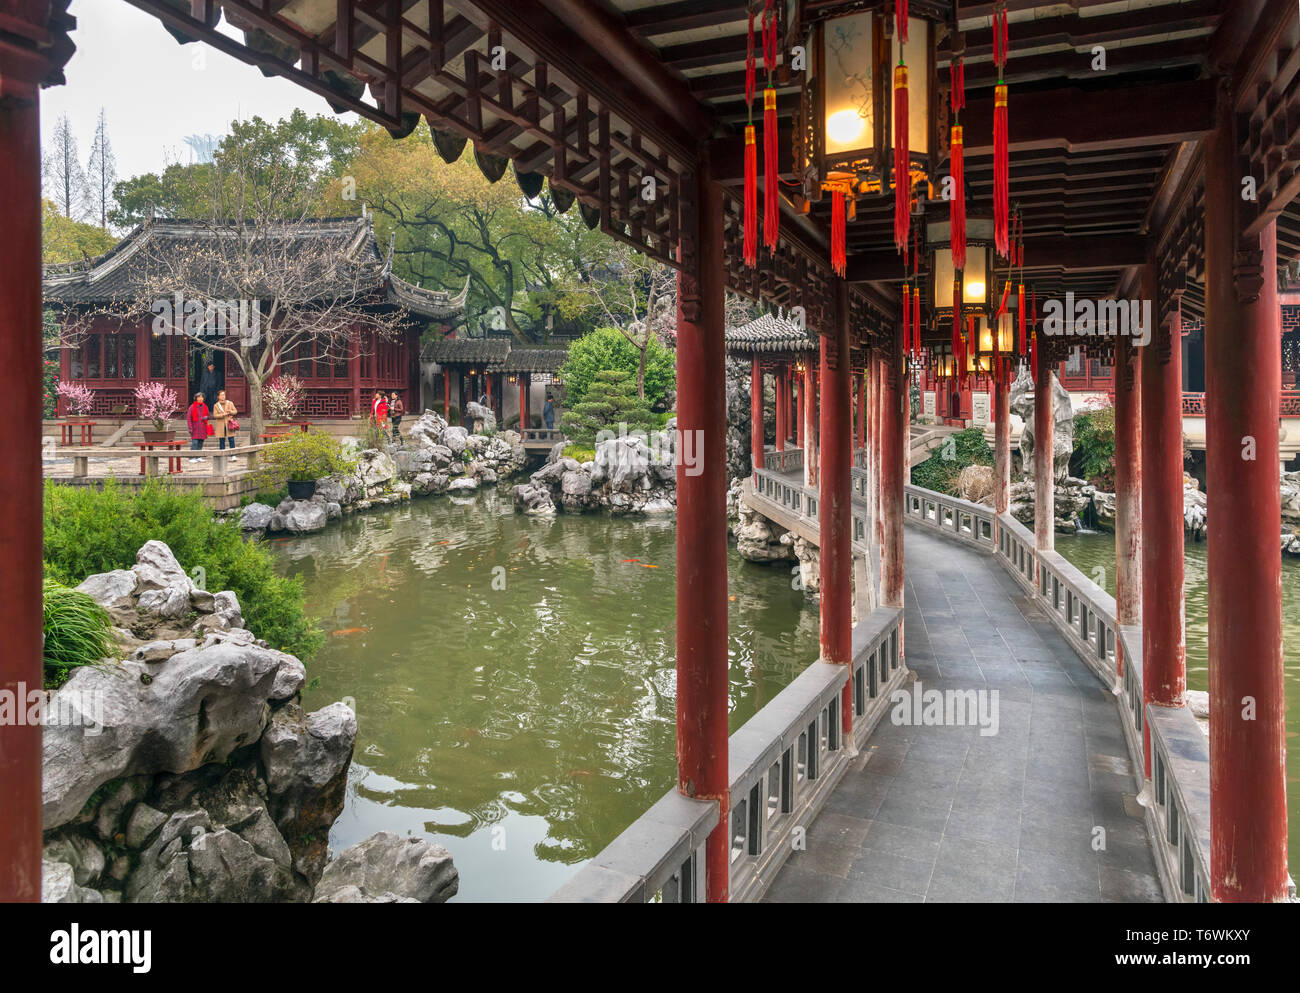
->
43, 479, 322, 660
909, 427, 994, 497
558, 326, 675, 410
1071, 401, 1117, 490
255, 431, 358, 484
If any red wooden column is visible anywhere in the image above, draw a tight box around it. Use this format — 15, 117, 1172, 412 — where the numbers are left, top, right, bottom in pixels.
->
1033, 345, 1054, 554
856, 370, 867, 451
350, 333, 362, 416
1204, 100, 1288, 902
803, 364, 819, 487
994, 374, 1010, 517
774, 365, 786, 453
870, 349, 882, 547
519, 374, 528, 430
750, 356, 764, 474
0, 25, 49, 902
1140, 262, 1186, 776
674, 165, 730, 902
1114, 333, 1143, 667
795, 367, 804, 447
821, 284, 854, 735
880, 332, 905, 608
443, 369, 451, 422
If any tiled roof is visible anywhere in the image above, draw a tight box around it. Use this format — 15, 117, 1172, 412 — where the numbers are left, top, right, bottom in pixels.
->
421, 336, 512, 366
725, 312, 816, 352
499, 348, 568, 373
42, 215, 467, 321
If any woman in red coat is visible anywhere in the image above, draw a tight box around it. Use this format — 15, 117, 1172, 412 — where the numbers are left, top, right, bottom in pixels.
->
187, 392, 210, 462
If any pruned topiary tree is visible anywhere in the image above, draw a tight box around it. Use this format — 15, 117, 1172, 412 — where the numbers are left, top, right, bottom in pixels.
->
559, 368, 656, 445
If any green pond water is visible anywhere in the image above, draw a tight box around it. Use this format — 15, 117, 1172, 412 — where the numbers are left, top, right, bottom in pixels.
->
1054, 532, 1300, 871
278, 492, 818, 902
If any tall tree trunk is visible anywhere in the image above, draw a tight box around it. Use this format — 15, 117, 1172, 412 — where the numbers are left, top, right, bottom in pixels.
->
637, 342, 647, 400
246, 374, 265, 440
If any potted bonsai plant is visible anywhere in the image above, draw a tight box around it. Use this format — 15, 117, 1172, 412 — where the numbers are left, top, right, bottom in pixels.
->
255, 430, 355, 501
134, 381, 180, 442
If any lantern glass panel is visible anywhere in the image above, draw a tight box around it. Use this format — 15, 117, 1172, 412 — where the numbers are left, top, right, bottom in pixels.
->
891, 19, 929, 156
931, 247, 987, 310
822, 12, 876, 157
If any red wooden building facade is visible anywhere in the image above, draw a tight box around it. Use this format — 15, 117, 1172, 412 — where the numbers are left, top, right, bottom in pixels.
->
44, 216, 466, 419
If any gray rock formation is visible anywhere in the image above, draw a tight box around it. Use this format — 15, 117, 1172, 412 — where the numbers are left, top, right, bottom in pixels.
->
520, 428, 676, 515
40, 541, 455, 904
259, 701, 356, 885
1008, 476, 1096, 534
313, 831, 458, 903
1009, 368, 1073, 482
734, 504, 795, 563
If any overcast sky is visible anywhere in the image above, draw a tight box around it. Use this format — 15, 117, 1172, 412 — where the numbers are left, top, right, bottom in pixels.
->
41, 0, 359, 186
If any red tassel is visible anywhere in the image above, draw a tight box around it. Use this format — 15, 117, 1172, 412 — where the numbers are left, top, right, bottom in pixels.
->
902, 285, 910, 353
1017, 283, 1026, 357
763, 87, 779, 253
743, 124, 757, 268
951, 125, 965, 271
831, 190, 847, 278
894, 64, 910, 252
912, 279, 921, 351
994, 83, 1009, 258
952, 283, 962, 383
1030, 328, 1038, 386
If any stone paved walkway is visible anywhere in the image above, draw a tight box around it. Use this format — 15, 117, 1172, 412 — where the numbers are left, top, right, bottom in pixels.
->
763, 527, 1162, 903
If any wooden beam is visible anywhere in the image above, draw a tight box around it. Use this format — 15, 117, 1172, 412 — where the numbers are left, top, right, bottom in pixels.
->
845, 234, 1147, 282
961, 79, 1218, 155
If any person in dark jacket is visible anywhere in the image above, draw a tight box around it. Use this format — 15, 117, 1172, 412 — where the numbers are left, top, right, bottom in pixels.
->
388, 392, 404, 440
199, 362, 221, 409
543, 393, 555, 430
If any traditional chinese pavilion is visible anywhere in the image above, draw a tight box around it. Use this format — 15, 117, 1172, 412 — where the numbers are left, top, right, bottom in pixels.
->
43, 215, 467, 418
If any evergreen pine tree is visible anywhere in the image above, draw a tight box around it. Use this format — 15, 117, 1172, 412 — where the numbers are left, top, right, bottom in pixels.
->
560, 368, 655, 444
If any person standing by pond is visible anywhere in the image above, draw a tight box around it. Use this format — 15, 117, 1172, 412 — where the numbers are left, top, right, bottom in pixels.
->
543, 393, 555, 430
186, 392, 209, 463
389, 391, 404, 440
211, 389, 238, 454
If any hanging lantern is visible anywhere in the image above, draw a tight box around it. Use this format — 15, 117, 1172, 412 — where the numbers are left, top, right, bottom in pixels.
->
927, 209, 995, 319
795, 4, 940, 230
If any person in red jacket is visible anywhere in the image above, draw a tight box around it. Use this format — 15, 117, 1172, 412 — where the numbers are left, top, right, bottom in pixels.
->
186, 393, 209, 463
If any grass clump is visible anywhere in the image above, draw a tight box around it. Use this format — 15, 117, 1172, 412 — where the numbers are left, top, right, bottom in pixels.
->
42, 577, 116, 688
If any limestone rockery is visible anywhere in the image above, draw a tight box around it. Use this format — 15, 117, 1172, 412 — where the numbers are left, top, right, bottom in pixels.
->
41, 540, 458, 903
511, 427, 677, 515
237, 409, 527, 538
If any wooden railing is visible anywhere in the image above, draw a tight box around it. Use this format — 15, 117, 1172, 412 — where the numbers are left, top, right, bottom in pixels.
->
1182, 390, 1300, 416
